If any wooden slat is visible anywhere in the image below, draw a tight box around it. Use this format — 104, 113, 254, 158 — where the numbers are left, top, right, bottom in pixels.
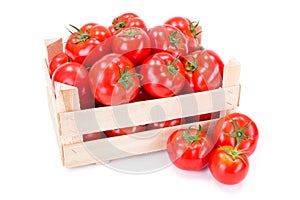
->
58, 85, 240, 139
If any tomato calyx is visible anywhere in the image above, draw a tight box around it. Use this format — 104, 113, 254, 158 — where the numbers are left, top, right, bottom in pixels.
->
118, 66, 142, 89
169, 31, 182, 49
166, 56, 180, 75
189, 21, 202, 38
185, 57, 198, 72
67, 24, 90, 44
120, 28, 139, 37
226, 119, 252, 149
114, 18, 127, 30
221, 146, 247, 164
182, 124, 205, 144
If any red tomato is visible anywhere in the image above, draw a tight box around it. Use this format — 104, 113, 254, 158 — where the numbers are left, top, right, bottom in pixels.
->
212, 113, 259, 156
186, 112, 220, 123
104, 125, 147, 137
182, 49, 224, 93
48, 52, 69, 78
140, 52, 185, 98
148, 25, 188, 57
167, 125, 214, 170
131, 87, 154, 102
109, 13, 147, 35
83, 132, 102, 142
89, 53, 141, 106
148, 118, 185, 130
65, 23, 111, 68
164, 16, 202, 52
52, 62, 94, 109
208, 145, 249, 185
112, 27, 151, 65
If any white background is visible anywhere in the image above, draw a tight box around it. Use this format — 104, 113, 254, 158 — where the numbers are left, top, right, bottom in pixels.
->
1, 0, 300, 199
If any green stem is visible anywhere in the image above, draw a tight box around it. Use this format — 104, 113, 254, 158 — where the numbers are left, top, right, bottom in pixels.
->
169, 31, 182, 49
114, 18, 127, 30
189, 21, 202, 38
118, 66, 142, 89
166, 56, 180, 75
182, 124, 204, 144
66, 24, 90, 44
226, 119, 251, 149
185, 57, 198, 72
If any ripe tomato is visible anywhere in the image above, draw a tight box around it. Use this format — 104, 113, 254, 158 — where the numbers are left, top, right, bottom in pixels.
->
131, 87, 154, 102
112, 27, 151, 65
167, 125, 214, 170
148, 25, 188, 57
140, 52, 185, 98
52, 62, 94, 109
208, 145, 249, 185
48, 52, 69, 78
148, 118, 185, 130
104, 125, 147, 137
109, 13, 147, 35
164, 16, 202, 52
182, 49, 224, 93
65, 23, 111, 68
89, 53, 141, 106
212, 113, 259, 156
83, 132, 102, 142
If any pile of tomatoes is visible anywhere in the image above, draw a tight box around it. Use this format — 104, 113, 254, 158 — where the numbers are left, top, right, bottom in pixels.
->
167, 112, 259, 185
49, 13, 224, 139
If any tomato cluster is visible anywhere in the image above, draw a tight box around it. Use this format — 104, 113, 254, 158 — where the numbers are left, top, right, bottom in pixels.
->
49, 13, 224, 139
167, 112, 259, 185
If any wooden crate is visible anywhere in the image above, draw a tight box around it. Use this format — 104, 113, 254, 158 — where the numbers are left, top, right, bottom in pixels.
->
44, 38, 241, 168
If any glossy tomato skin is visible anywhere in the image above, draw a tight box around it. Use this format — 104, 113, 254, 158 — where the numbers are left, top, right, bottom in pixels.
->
182, 49, 224, 93
140, 52, 185, 98
48, 52, 69, 78
104, 125, 147, 137
167, 127, 214, 170
208, 145, 249, 185
164, 16, 202, 52
112, 27, 151, 65
212, 113, 259, 156
109, 13, 147, 35
65, 23, 112, 68
89, 53, 140, 106
148, 25, 188, 57
52, 62, 94, 109
148, 118, 185, 130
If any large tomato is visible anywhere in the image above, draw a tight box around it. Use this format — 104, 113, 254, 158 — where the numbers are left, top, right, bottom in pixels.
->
167, 125, 214, 170
104, 125, 147, 137
140, 52, 185, 98
148, 25, 188, 57
109, 13, 147, 35
65, 23, 112, 68
212, 113, 259, 156
182, 49, 224, 93
164, 16, 202, 52
208, 145, 249, 185
89, 53, 141, 106
52, 62, 94, 109
112, 27, 151, 65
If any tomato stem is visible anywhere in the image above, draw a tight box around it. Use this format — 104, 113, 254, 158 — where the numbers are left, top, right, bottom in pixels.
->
119, 28, 138, 37
66, 24, 90, 44
114, 18, 127, 30
221, 146, 247, 165
182, 124, 205, 144
118, 66, 142, 89
169, 31, 182, 49
185, 57, 198, 72
166, 56, 180, 75
226, 119, 251, 150
189, 21, 202, 38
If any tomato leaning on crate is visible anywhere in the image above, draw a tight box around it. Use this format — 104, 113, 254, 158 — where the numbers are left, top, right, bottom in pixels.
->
182, 49, 224, 93
148, 25, 188, 57
109, 13, 147, 35
104, 125, 147, 137
89, 53, 141, 106
212, 113, 259, 156
140, 52, 185, 98
164, 16, 202, 52
112, 27, 151, 66
52, 62, 94, 109
65, 23, 111, 68
167, 125, 214, 170
48, 52, 69, 78
208, 145, 249, 185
